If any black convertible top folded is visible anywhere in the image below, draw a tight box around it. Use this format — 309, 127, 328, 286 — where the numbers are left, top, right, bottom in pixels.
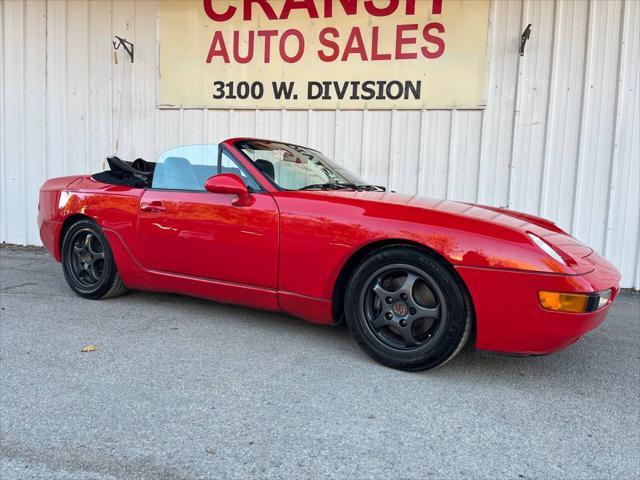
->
91, 156, 154, 188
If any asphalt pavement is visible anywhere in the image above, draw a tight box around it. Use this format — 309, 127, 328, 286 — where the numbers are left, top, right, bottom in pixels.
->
1, 246, 639, 479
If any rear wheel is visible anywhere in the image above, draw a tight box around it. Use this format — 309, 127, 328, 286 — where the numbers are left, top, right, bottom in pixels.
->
61, 219, 128, 299
344, 246, 472, 371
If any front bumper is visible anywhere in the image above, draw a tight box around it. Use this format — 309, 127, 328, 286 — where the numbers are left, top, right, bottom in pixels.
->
455, 251, 621, 355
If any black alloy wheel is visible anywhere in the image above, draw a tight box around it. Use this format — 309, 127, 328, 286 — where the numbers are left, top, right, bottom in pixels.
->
61, 219, 128, 299
68, 228, 106, 289
362, 265, 446, 350
345, 246, 472, 371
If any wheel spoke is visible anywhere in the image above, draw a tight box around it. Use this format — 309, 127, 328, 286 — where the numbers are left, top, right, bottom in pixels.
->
72, 250, 83, 264
413, 304, 440, 320
83, 233, 93, 251
86, 233, 104, 257
92, 251, 105, 261
371, 311, 391, 329
372, 281, 394, 300
77, 268, 89, 282
400, 326, 419, 347
88, 262, 101, 282
399, 272, 419, 296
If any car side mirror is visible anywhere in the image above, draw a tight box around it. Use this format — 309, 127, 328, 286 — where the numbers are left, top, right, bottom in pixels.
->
204, 174, 251, 206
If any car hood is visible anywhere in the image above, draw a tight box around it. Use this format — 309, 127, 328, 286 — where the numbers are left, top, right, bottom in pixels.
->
309, 190, 595, 275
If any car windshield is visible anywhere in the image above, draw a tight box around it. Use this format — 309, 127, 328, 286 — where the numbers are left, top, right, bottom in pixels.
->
236, 140, 372, 191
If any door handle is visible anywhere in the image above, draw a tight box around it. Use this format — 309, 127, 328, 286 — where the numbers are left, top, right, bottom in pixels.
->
141, 201, 166, 213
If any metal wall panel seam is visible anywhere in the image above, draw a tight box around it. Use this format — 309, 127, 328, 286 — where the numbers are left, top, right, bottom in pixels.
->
445, 109, 456, 199
474, 110, 484, 204
359, 109, 367, 177
475, 0, 495, 206
538, 0, 566, 222
21, 0, 27, 243
506, 0, 527, 210
277, 110, 284, 141
63, 0, 68, 174
203, 106, 208, 146
537, 0, 559, 216
253, 108, 258, 143
131, 0, 137, 156
24, 0, 47, 243
85, 0, 91, 175
2, 0, 10, 241
602, 0, 630, 256
109, 0, 114, 156
44, 1, 63, 180
416, 109, 425, 195
154, 2, 159, 155
0, 0, 5, 241
636, 212, 640, 289
333, 108, 339, 161
3, 0, 26, 243
569, 0, 593, 234
386, 109, 395, 190
43, 0, 48, 192
518, 0, 555, 214
481, 0, 494, 108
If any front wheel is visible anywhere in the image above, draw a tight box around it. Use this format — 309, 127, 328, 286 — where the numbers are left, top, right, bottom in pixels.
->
344, 246, 472, 371
61, 219, 128, 299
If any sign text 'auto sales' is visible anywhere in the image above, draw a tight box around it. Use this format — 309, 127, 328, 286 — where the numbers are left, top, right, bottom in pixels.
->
159, 0, 490, 109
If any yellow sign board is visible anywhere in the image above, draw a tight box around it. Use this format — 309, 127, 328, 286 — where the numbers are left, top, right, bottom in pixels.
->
159, 0, 490, 110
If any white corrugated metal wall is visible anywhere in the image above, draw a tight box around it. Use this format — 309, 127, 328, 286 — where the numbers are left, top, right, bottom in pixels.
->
1, 0, 639, 288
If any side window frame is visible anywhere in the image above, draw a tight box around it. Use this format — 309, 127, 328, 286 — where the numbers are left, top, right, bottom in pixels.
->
218, 145, 265, 193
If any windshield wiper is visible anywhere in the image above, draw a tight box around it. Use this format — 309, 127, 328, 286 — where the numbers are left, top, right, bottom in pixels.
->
356, 184, 386, 192
299, 182, 357, 191
300, 182, 387, 192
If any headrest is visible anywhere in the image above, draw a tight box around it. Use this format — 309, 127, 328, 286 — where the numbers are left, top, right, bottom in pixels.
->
164, 156, 192, 168
255, 159, 275, 180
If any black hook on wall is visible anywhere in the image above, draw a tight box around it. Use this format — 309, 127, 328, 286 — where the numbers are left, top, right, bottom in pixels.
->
112, 36, 134, 63
520, 24, 532, 56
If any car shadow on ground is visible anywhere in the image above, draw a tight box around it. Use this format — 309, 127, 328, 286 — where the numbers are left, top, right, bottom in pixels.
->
118, 288, 636, 388
3, 242, 634, 391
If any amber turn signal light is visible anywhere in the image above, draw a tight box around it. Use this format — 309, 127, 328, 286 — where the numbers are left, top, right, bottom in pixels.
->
538, 289, 613, 313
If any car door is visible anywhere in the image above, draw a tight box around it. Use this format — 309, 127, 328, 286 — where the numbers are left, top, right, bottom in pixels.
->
137, 145, 279, 289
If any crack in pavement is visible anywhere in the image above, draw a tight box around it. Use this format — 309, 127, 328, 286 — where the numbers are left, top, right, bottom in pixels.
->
0, 283, 37, 292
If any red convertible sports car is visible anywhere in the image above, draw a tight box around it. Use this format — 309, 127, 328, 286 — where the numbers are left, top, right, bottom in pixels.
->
38, 138, 621, 371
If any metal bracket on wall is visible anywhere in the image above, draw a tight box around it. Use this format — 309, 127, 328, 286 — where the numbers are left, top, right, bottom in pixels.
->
112, 36, 134, 63
520, 24, 532, 56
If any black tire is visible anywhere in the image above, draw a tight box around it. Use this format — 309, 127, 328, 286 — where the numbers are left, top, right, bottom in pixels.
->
344, 246, 472, 371
61, 218, 128, 300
